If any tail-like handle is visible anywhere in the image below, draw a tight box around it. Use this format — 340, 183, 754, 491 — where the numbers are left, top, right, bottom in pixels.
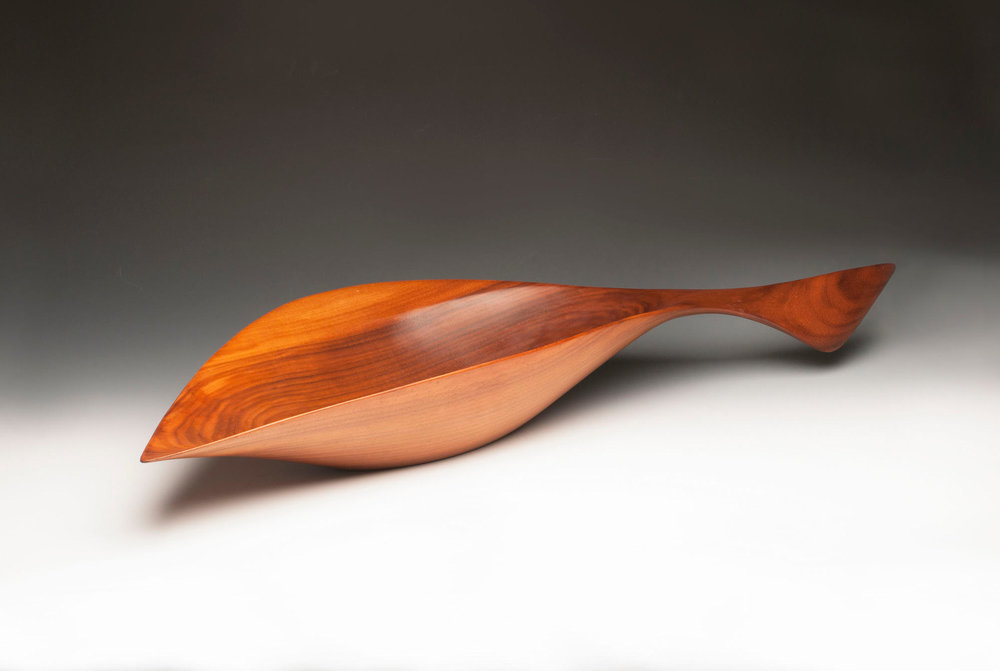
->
658, 263, 895, 352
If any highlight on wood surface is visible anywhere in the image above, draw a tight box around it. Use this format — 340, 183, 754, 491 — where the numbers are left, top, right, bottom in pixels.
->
142, 263, 895, 469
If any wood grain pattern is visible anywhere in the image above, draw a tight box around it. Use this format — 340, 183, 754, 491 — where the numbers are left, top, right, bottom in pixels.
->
142, 263, 894, 468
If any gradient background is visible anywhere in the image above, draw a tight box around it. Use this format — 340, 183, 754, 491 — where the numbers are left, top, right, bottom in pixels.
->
1, 2, 998, 668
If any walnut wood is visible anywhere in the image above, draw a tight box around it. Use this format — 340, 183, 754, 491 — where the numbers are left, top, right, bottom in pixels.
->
142, 263, 894, 469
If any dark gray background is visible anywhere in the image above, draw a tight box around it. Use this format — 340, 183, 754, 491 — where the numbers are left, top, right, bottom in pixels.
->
3, 1, 997, 405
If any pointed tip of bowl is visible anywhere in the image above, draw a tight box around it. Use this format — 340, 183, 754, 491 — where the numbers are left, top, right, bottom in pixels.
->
871, 262, 896, 281
141, 403, 217, 463
141, 422, 236, 464
140, 442, 171, 463
141, 424, 200, 463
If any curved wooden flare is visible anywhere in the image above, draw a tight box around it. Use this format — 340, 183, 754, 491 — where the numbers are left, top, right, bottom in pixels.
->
142, 263, 894, 469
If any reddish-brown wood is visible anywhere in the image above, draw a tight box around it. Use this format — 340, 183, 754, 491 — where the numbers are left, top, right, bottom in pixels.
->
142, 263, 894, 469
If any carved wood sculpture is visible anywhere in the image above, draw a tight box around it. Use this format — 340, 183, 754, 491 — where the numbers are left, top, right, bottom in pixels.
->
142, 263, 894, 469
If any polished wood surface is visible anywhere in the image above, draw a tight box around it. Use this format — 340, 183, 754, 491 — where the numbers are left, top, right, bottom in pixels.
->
142, 263, 894, 468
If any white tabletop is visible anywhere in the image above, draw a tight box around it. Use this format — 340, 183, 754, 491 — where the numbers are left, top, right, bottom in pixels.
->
2, 258, 997, 670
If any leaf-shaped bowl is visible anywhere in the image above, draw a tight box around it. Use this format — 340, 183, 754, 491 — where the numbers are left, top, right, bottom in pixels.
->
143, 263, 894, 469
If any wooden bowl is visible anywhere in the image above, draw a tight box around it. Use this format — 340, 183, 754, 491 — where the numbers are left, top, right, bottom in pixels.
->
142, 263, 894, 469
